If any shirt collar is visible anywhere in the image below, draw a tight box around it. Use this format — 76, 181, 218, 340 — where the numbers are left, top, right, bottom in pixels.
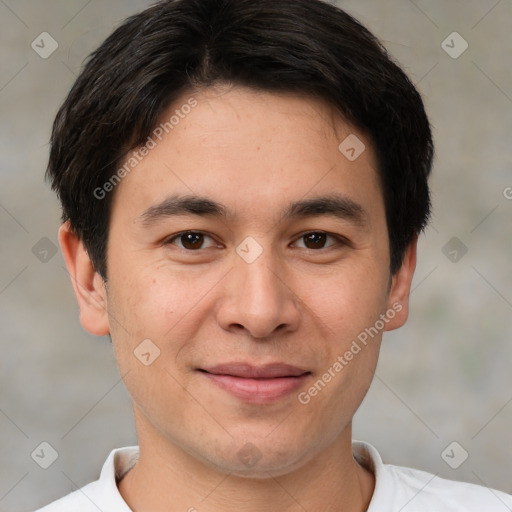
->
99, 442, 383, 510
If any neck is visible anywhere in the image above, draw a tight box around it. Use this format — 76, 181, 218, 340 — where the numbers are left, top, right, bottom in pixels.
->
118, 411, 375, 512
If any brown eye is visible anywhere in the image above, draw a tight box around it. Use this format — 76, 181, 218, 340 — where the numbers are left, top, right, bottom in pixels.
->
294, 232, 342, 250
303, 232, 327, 249
166, 231, 216, 251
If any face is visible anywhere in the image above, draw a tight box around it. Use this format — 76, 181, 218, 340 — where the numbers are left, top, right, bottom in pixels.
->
61, 85, 416, 478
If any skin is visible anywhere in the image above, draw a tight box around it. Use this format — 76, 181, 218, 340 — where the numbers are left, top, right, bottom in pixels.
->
59, 84, 417, 512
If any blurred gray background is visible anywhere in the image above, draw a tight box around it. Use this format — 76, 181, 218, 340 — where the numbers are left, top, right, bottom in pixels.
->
1, 1, 511, 510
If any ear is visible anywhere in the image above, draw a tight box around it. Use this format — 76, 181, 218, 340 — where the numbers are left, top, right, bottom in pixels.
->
384, 236, 418, 332
58, 221, 110, 336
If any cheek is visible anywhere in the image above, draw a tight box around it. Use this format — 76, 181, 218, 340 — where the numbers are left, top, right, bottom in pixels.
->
106, 273, 170, 371
106, 267, 218, 370
310, 266, 389, 339
106, 272, 199, 415
299, 266, 388, 402
109, 269, 185, 334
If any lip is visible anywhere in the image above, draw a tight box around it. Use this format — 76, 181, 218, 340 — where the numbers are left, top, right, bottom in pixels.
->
202, 362, 309, 378
198, 363, 311, 403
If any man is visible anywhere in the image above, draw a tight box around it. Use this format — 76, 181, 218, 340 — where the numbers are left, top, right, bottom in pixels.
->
36, 0, 512, 510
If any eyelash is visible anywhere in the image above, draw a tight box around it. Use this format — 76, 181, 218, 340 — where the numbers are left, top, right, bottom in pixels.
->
163, 230, 347, 252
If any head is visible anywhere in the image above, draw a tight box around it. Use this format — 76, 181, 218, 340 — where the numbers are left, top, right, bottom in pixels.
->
50, 0, 433, 477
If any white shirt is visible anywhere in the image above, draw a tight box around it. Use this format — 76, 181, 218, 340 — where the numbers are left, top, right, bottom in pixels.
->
34, 441, 512, 511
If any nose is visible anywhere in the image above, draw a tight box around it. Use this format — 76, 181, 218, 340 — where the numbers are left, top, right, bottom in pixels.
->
215, 243, 301, 339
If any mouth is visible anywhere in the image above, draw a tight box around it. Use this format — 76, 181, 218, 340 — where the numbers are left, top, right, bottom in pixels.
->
197, 363, 312, 403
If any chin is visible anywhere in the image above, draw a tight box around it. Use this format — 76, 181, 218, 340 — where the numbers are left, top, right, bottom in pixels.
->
204, 435, 314, 479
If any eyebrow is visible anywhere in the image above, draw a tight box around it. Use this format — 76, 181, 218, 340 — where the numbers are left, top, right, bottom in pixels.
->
136, 193, 368, 228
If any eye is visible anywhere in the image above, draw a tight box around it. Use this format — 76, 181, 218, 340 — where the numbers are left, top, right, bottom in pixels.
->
165, 231, 218, 251
164, 230, 346, 252
293, 231, 344, 250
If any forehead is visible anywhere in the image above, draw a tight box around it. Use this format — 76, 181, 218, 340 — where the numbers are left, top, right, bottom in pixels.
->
109, 86, 383, 227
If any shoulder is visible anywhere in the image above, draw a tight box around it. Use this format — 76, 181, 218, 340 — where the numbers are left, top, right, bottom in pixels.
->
33, 481, 101, 512
353, 441, 512, 511
385, 463, 512, 511
32, 445, 138, 512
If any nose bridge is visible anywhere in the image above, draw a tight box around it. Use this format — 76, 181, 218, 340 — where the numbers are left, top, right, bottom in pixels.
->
216, 237, 300, 338
236, 239, 285, 314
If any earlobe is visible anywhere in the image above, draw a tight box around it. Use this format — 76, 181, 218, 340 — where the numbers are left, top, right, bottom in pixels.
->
58, 221, 110, 336
384, 237, 418, 332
